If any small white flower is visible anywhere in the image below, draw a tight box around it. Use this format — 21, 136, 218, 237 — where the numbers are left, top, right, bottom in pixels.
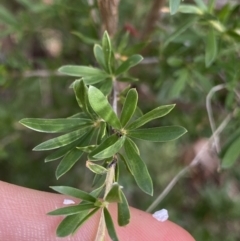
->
63, 199, 75, 205
152, 209, 169, 222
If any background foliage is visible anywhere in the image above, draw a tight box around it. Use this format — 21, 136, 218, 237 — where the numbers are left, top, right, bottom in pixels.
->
1, 0, 240, 240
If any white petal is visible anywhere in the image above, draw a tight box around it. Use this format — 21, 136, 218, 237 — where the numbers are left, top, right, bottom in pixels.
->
63, 199, 75, 205
152, 209, 169, 222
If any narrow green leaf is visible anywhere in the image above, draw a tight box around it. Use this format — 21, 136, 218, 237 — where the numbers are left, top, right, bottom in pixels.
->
20, 118, 92, 133
76, 145, 96, 153
94, 44, 107, 71
56, 148, 83, 179
97, 122, 106, 144
93, 136, 126, 160
45, 138, 86, 162
86, 161, 108, 174
194, 0, 208, 11
97, 78, 113, 96
33, 127, 90, 151
82, 75, 108, 85
120, 89, 138, 127
71, 208, 100, 234
118, 190, 130, 226
58, 65, 107, 78
127, 104, 175, 130
118, 153, 133, 175
48, 203, 96, 216
0, 6, 18, 26
127, 126, 187, 142
56, 128, 95, 178
50, 186, 97, 203
89, 134, 118, 160
178, 4, 204, 14
56, 214, 82, 237
102, 31, 112, 73
222, 136, 240, 168
71, 31, 99, 45
124, 138, 153, 195
88, 86, 121, 129
105, 183, 122, 203
117, 77, 139, 82
169, 0, 181, 15
73, 79, 96, 119
104, 207, 119, 241
56, 208, 99, 237
115, 55, 143, 76
205, 28, 217, 67
163, 16, 198, 48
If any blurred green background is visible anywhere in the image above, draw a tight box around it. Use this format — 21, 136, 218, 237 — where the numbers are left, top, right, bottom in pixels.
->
1, 0, 240, 240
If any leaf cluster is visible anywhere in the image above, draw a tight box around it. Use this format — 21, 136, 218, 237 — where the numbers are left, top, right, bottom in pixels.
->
19, 32, 187, 240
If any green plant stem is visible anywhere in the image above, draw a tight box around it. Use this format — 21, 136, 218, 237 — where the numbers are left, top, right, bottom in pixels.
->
95, 80, 118, 241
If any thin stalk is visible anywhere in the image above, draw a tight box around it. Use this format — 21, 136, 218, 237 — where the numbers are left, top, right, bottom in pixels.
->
95, 79, 118, 241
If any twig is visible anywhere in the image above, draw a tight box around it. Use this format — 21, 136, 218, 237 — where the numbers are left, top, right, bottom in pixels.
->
206, 84, 226, 154
146, 111, 233, 213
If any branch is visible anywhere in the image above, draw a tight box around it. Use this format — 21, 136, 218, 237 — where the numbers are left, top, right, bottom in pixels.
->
141, 0, 166, 40
97, 0, 120, 37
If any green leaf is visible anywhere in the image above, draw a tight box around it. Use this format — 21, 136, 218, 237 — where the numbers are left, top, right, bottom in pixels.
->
97, 122, 107, 144
56, 208, 99, 237
118, 153, 133, 175
222, 136, 240, 168
163, 16, 198, 48
71, 31, 99, 45
45, 138, 86, 162
56, 148, 83, 179
115, 55, 143, 76
120, 89, 138, 127
124, 138, 153, 195
169, 0, 181, 15
194, 0, 208, 11
56, 214, 82, 237
118, 190, 130, 226
58, 65, 108, 78
89, 134, 124, 160
0, 6, 18, 26
88, 86, 121, 129
102, 31, 112, 74
50, 186, 97, 203
86, 161, 108, 174
97, 78, 113, 96
71, 208, 100, 234
127, 105, 175, 130
205, 28, 217, 67
104, 207, 119, 241
83, 75, 108, 85
117, 77, 139, 82
73, 79, 96, 118
127, 126, 187, 142
94, 44, 107, 71
56, 128, 95, 178
93, 136, 126, 160
178, 4, 204, 14
20, 118, 92, 133
33, 127, 90, 151
105, 183, 122, 203
48, 203, 96, 216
